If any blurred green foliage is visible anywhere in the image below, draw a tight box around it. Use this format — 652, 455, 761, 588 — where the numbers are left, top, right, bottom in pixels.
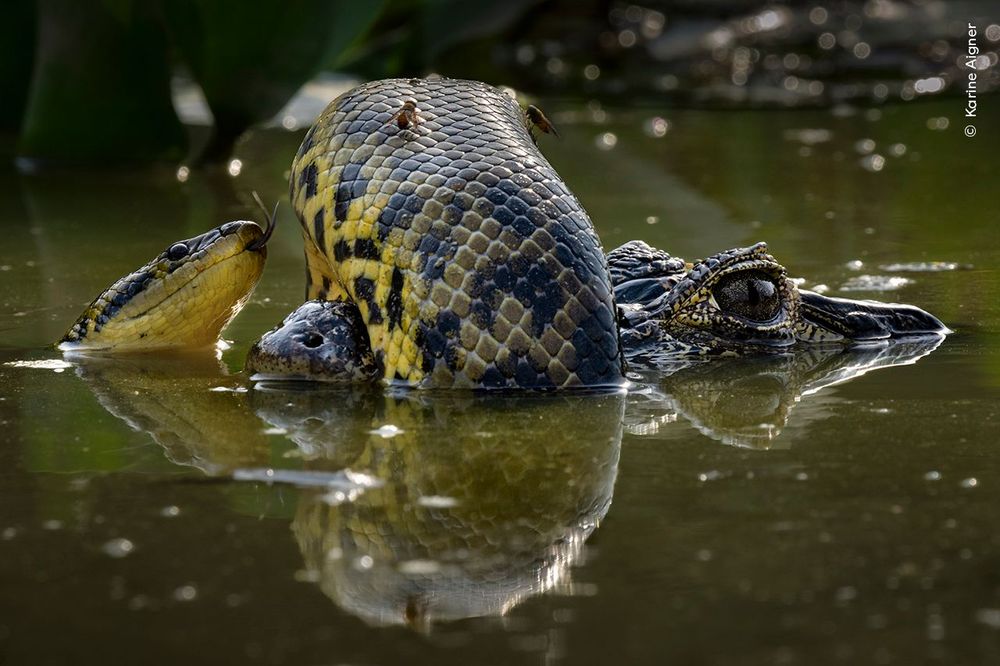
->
19, 0, 185, 165
6, 0, 999, 167
162, 0, 385, 162
11, 0, 389, 166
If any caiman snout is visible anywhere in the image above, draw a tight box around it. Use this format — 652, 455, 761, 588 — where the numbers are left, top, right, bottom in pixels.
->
798, 290, 949, 342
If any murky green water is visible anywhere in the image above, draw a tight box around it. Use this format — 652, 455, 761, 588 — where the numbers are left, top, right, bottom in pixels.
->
1, 97, 999, 665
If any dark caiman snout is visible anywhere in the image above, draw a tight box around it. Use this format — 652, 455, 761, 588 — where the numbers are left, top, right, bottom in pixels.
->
798, 290, 949, 342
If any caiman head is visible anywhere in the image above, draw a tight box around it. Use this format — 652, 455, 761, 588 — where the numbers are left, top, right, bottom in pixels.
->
611, 241, 948, 355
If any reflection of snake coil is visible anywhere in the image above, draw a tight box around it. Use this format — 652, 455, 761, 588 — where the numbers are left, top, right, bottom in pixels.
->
250, 390, 626, 626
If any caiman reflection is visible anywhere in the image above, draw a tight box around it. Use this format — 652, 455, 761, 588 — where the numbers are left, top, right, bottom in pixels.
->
625, 337, 944, 449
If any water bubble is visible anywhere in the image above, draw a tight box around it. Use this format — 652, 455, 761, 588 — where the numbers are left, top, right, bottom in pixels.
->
515, 44, 535, 65
355, 555, 374, 570
545, 57, 566, 76
853, 42, 872, 59
878, 261, 968, 272
160, 505, 181, 518
927, 613, 945, 641
641, 11, 665, 39
818, 33, 836, 50
860, 154, 886, 172
854, 138, 876, 154
370, 424, 403, 439
398, 559, 442, 575
975, 608, 1000, 628
102, 538, 135, 559
227, 159, 243, 177
809, 6, 828, 25
840, 275, 910, 292
697, 470, 724, 482
173, 585, 198, 602
5, 359, 73, 372
696, 549, 713, 562
618, 30, 637, 48
175, 166, 190, 182
914, 77, 944, 95
595, 132, 618, 150
208, 385, 247, 393
128, 595, 150, 611
812, 284, 830, 294
418, 495, 459, 508
293, 569, 321, 583
42, 519, 63, 531
281, 115, 298, 131
923, 471, 941, 481
656, 74, 679, 91
926, 117, 949, 130
645, 216, 659, 225
845, 259, 864, 270
986, 24, 1000, 42
644, 117, 670, 138
888, 143, 907, 157
583, 64, 600, 80
2, 527, 17, 540
960, 477, 978, 489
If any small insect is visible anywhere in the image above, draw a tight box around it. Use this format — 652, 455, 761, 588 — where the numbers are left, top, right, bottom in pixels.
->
389, 99, 421, 130
525, 104, 559, 143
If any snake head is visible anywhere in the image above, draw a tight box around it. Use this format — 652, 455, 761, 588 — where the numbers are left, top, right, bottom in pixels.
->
59, 219, 271, 351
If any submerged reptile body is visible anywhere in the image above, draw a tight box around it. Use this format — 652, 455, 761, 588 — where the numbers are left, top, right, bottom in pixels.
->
288, 78, 624, 389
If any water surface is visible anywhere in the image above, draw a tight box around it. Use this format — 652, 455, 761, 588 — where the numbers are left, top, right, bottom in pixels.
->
1, 97, 998, 665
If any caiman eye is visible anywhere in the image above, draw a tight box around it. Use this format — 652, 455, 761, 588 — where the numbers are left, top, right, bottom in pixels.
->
167, 243, 189, 261
713, 271, 781, 322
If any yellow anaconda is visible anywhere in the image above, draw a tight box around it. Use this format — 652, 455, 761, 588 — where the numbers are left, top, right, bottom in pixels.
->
288, 78, 625, 389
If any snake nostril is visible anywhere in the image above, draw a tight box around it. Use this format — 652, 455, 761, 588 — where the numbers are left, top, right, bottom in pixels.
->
300, 332, 324, 348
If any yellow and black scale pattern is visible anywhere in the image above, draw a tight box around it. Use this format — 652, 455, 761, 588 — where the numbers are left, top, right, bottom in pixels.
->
289, 78, 625, 388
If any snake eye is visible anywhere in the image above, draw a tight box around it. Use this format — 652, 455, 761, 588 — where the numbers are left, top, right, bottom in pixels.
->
167, 243, 189, 261
713, 271, 781, 322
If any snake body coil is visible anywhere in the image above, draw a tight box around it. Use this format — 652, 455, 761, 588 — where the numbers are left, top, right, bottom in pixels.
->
288, 78, 625, 389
